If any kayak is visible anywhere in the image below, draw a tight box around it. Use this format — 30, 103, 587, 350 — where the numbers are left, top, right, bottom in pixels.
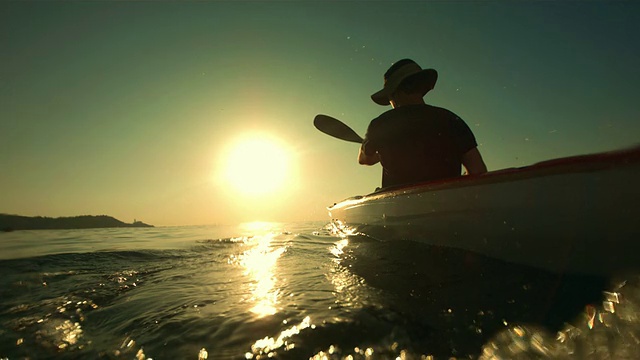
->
328, 145, 640, 276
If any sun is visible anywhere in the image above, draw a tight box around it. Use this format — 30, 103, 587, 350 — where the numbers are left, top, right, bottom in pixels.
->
219, 133, 293, 197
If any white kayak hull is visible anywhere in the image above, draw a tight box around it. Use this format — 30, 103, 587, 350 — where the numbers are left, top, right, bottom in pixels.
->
328, 146, 640, 275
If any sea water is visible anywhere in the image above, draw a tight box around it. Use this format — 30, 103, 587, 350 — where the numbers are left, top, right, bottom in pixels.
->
1, 222, 639, 359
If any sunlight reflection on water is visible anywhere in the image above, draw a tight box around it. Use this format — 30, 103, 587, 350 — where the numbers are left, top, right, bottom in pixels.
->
249, 316, 314, 359
330, 239, 349, 258
231, 222, 289, 318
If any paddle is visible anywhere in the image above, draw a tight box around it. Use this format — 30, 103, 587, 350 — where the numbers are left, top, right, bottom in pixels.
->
313, 114, 363, 144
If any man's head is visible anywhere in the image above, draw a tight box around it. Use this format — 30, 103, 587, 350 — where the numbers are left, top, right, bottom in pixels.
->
371, 59, 438, 106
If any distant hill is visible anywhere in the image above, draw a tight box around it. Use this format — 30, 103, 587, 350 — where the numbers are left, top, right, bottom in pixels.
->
0, 214, 153, 231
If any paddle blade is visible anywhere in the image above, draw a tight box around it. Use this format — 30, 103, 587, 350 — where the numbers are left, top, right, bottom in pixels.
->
314, 114, 364, 144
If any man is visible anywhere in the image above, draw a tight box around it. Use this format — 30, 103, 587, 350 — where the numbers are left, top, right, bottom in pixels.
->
359, 59, 487, 188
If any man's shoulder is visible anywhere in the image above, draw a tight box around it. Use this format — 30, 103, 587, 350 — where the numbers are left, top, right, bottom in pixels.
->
368, 109, 396, 131
422, 104, 459, 117
372, 108, 397, 121
369, 104, 462, 129
379, 104, 458, 120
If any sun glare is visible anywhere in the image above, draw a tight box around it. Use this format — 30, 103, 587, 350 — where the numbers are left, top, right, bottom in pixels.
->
220, 133, 293, 197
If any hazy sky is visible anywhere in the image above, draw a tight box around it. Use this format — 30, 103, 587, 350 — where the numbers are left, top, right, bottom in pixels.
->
2, 1, 639, 226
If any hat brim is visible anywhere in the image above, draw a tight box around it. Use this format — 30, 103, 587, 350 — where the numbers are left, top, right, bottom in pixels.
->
371, 68, 438, 106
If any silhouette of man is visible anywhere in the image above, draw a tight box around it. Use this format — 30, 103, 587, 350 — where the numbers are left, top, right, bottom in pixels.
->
359, 59, 487, 188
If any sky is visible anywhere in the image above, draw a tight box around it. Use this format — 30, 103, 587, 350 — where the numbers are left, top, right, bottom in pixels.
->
2, 1, 639, 226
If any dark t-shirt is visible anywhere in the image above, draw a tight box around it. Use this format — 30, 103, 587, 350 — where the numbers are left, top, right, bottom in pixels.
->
362, 104, 478, 188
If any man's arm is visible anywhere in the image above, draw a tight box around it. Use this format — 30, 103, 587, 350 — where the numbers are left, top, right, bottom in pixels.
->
461, 147, 487, 175
358, 144, 380, 165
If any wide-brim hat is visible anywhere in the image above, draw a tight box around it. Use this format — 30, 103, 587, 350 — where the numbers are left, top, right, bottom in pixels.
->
371, 59, 438, 106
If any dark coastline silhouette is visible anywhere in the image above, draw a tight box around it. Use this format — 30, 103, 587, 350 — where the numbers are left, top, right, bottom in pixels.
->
0, 214, 153, 231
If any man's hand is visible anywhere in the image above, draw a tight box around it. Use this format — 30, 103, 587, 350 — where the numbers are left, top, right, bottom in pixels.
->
462, 147, 487, 175
358, 145, 380, 165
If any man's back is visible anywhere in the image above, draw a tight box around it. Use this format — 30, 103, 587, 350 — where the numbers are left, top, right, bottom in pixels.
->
359, 58, 487, 187
363, 104, 477, 188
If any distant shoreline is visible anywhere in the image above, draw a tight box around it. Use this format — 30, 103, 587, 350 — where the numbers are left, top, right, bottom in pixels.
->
0, 214, 153, 232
